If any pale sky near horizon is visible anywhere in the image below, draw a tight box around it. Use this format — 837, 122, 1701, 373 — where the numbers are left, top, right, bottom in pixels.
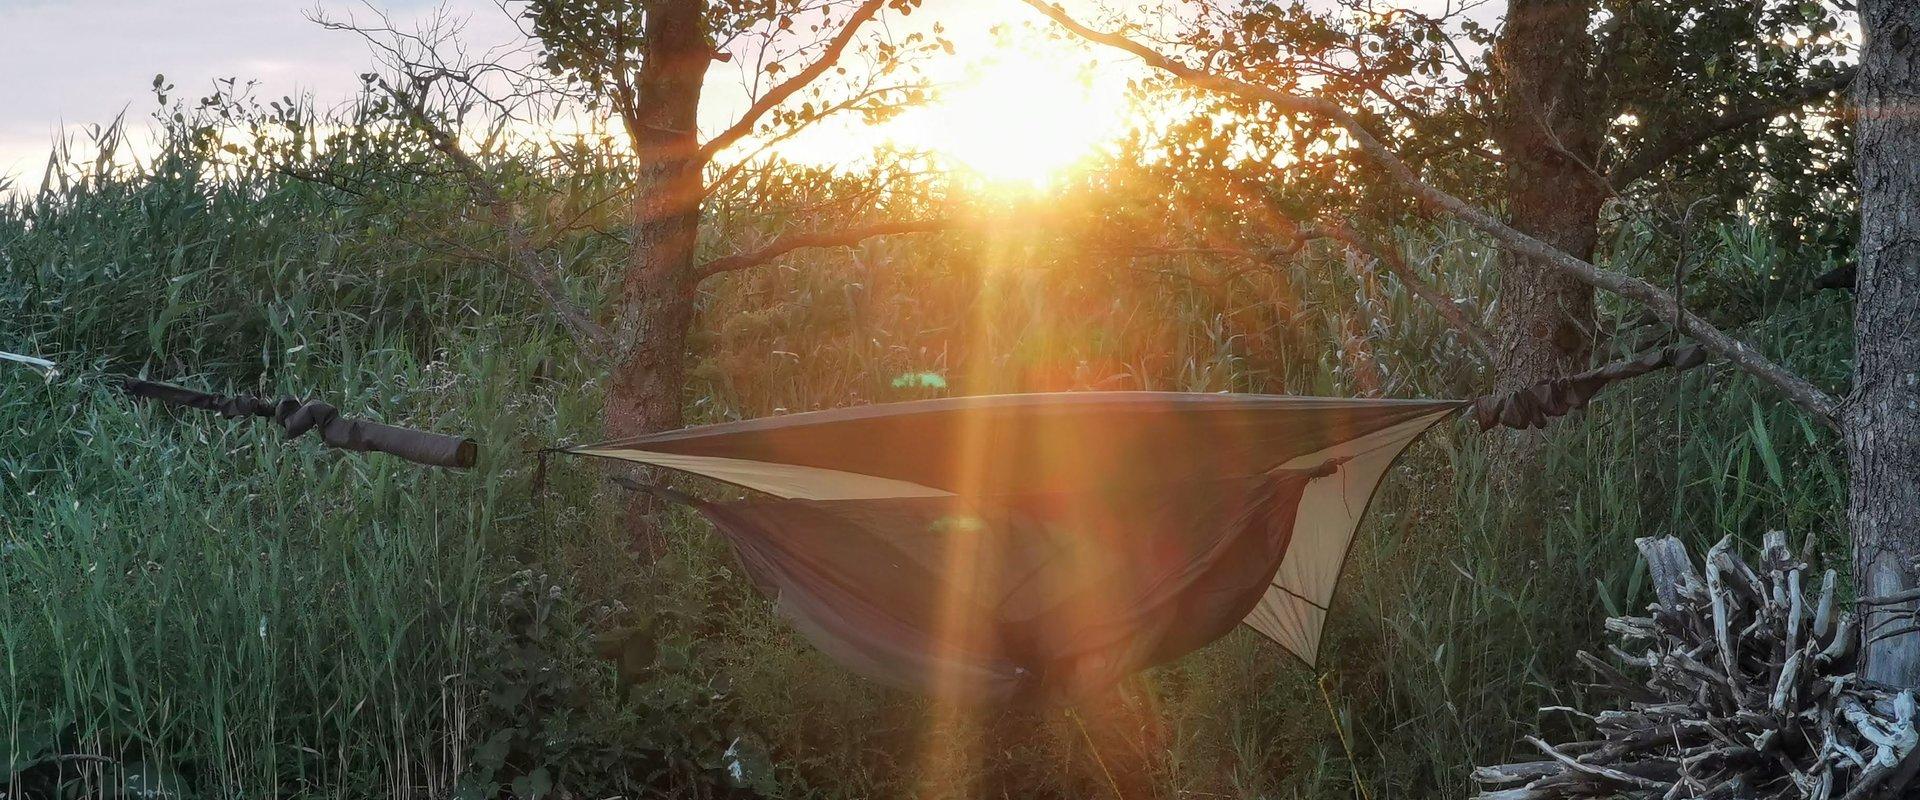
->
0, 0, 1496, 189
0, 0, 1137, 188
0, 1, 492, 184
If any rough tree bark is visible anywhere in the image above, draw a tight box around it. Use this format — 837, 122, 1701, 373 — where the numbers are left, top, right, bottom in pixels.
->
1849, 0, 1920, 689
1486, 0, 1608, 508
1491, 0, 1605, 396
607, 0, 710, 440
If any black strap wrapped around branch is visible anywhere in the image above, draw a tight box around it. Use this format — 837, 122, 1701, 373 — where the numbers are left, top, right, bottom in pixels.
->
124, 379, 477, 469
1471, 344, 1708, 431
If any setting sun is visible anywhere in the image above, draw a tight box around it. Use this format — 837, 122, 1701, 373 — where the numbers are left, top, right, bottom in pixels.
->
764, 44, 1136, 188
888, 51, 1131, 185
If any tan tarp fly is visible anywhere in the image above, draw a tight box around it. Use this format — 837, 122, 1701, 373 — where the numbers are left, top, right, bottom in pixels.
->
573, 392, 1460, 702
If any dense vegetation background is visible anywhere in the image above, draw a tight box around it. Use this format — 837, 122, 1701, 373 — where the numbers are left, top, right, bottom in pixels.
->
0, 44, 1859, 800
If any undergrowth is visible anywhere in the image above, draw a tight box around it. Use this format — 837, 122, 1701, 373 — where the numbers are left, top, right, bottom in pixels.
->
0, 98, 1854, 799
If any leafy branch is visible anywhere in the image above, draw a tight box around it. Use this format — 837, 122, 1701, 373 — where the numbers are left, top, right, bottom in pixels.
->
1019, 0, 1841, 426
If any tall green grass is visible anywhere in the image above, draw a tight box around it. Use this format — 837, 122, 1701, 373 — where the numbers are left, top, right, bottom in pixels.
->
667, 189, 1854, 798
2, 97, 1855, 799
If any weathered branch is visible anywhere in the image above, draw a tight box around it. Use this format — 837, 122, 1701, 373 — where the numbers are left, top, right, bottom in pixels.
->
1609, 68, 1857, 186
1019, 0, 1842, 427
1471, 534, 1920, 799
695, 218, 953, 278
697, 0, 889, 163
1471, 344, 1708, 431
378, 77, 608, 347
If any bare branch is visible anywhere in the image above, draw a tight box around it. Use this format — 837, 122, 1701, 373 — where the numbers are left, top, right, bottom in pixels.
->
1019, 0, 1841, 426
1472, 344, 1707, 430
696, 218, 953, 278
698, 0, 890, 163
273, 163, 369, 198
1097, 222, 1494, 365
378, 77, 608, 346
1609, 67, 1857, 186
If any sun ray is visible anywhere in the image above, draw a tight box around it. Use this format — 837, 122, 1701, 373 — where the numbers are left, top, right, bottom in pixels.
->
913, 229, 1016, 797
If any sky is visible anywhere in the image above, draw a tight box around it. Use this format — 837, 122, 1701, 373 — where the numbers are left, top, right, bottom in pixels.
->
0, 0, 1499, 191
0, 0, 1143, 189
0, 0, 514, 185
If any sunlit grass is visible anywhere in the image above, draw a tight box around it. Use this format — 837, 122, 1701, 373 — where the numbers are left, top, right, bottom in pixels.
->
1, 90, 1856, 799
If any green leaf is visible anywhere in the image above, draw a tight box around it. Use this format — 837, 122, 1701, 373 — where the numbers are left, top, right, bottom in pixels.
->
475, 729, 514, 772
511, 767, 552, 799
891, 371, 947, 389
1751, 399, 1784, 490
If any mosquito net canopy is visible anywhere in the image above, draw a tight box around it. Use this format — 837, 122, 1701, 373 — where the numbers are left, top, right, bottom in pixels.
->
572, 392, 1460, 703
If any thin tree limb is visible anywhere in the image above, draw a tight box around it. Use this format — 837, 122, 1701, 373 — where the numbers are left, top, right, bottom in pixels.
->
707, 81, 922, 190
378, 76, 608, 347
697, 0, 890, 163
695, 218, 954, 278
1019, 0, 1841, 427
1218, 174, 1496, 363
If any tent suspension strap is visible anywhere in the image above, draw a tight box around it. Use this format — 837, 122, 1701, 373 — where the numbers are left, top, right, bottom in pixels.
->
1468, 344, 1709, 431
7, 345, 1721, 475
0, 353, 479, 469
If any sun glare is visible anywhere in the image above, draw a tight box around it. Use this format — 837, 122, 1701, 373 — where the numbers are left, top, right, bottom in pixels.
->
892, 52, 1130, 186
736, 37, 1139, 192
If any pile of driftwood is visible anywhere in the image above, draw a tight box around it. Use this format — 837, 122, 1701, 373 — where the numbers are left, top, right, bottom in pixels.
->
1472, 534, 1920, 799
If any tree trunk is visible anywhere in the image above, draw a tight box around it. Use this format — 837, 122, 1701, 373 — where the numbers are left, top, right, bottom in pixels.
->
1488, 0, 1607, 504
1849, 0, 1920, 689
1492, 0, 1605, 394
1493, 165, 1604, 396
607, 0, 710, 440
607, 284, 697, 438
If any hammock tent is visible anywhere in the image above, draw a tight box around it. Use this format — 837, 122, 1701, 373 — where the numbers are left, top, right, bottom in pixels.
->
570, 392, 1460, 702
99, 345, 1706, 704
